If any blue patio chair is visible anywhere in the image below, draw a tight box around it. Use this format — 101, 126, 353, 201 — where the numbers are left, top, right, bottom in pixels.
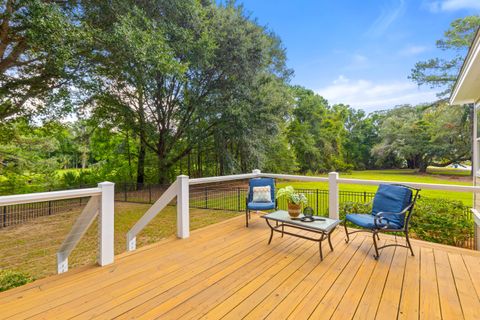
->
246, 178, 276, 227
344, 184, 420, 259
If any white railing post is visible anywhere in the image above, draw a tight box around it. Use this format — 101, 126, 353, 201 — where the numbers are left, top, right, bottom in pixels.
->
177, 175, 189, 239
473, 209, 480, 250
476, 222, 480, 251
98, 182, 115, 266
329, 172, 339, 220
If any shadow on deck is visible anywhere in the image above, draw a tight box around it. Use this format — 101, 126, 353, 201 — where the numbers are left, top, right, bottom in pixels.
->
1, 214, 480, 319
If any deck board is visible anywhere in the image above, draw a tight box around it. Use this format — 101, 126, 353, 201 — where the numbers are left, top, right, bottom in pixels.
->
1, 214, 480, 320
398, 246, 421, 319
419, 247, 442, 319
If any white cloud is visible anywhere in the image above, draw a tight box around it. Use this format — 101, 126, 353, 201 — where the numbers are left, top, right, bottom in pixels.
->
367, 0, 406, 37
399, 45, 428, 56
352, 54, 368, 64
317, 75, 438, 111
424, 0, 480, 12
345, 54, 370, 70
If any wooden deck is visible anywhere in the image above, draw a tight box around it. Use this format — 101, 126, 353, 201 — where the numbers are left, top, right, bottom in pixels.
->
1, 214, 480, 320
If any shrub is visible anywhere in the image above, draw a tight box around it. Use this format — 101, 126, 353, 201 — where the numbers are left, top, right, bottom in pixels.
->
411, 197, 473, 247
339, 197, 474, 248
0, 270, 33, 292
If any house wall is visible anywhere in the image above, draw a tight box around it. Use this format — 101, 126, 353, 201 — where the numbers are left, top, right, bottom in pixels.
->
475, 101, 480, 250
476, 102, 480, 210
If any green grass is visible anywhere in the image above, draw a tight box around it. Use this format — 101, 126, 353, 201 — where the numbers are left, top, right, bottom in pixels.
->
277, 168, 473, 206
0, 202, 241, 282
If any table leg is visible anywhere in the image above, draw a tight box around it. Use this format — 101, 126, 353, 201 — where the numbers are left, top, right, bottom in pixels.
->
281, 225, 284, 238
328, 230, 334, 252
268, 227, 273, 245
266, 219, 274, 245
319, 233, 324, 260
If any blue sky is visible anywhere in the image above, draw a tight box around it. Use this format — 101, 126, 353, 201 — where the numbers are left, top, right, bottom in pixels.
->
238, 0, 480, 112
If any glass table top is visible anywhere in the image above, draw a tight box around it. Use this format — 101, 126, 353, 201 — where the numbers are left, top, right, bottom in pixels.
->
261, 210, 341, 232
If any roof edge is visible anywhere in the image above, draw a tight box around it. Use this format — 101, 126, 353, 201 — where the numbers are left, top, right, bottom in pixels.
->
449, 27, 480, 105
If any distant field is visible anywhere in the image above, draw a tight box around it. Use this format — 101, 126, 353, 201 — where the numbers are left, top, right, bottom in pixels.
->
1, 167, 474, 205
277, 168, 473, 206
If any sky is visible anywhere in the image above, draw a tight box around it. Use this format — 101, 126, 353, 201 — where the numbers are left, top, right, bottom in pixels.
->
237, 0, 480, 112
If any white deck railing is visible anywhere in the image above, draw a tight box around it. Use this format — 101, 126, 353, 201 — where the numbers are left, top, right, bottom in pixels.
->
0, 182, 115, 274
2, 170, 479, 276
127, 170, 480, 252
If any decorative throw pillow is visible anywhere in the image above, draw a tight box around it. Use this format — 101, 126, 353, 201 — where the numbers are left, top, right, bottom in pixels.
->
252, 186, 272, 203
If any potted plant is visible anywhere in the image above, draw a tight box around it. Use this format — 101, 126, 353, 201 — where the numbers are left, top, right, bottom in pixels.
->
276, 186, 308, 218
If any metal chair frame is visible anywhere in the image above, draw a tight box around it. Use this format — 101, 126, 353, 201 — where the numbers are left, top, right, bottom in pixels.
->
344, 184, 420, 260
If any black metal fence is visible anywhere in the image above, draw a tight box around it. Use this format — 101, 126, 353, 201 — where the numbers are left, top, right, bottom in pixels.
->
0, 197, 90, 228
114, 183, 376, 217
0, 182, 474, 250
114, 183, 475, 249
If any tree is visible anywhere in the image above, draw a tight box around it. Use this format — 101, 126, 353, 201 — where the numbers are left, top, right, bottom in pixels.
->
409, 15, 480, 98
372, 103, 471, 172
0, 118, 61, 193
0, 0, 88, 121
85, 0, 291, 183
342, 107, 381, 170
288, 86, 350, 173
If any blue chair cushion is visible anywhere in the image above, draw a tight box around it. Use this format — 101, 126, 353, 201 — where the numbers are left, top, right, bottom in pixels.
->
346, 213, 402, 230
248, 178, 275, 204
247, 201, 276, 211
371, 184, 412, 228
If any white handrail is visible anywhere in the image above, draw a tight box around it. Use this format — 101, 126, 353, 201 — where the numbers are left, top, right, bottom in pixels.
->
255, 172, 480, 193
337, 177, 480, 193
189, 173, 259, 185
126, 179, 180, 251
0, 188, 101, 206
260, 173, 328, 183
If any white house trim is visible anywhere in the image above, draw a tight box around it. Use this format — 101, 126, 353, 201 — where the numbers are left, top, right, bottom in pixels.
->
450, 28, 480, 105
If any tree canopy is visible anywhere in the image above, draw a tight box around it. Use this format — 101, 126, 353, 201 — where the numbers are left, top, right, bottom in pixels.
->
0, 2, 476, 193
409, 15, 480, 98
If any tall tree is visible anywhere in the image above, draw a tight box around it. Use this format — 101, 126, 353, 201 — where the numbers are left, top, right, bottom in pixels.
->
288, 86, 349, 173
409, 15, 480, 98
85, 0, 291, 183
0, 0, 87, 121
342, 107, 381, 170
372, 103, 471, 172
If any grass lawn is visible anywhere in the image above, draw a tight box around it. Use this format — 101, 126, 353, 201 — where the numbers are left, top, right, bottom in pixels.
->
0, 202, 241, 281
277, 168, 473, 206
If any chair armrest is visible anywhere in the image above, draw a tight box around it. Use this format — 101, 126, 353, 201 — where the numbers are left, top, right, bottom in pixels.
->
376, 203, 412, 217
374, 204, 412, 228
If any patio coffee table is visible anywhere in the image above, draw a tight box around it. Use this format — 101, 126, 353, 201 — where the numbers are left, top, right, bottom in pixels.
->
261, 210, 342, 260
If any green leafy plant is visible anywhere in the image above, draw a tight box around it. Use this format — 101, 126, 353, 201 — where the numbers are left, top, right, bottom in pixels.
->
0, 270, 33, 292
276, 186, 308, 206
411, 197, 473, 247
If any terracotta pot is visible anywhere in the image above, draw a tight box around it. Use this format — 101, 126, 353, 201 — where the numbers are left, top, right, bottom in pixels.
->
287, 202, 301, 218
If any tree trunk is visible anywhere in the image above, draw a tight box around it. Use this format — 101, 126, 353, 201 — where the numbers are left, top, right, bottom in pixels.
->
406, 158, 415, 169
136, 135, 146, 186
157, 154, 169, 184
197, 143, 202, 177
418, 160, 429, 173
125, 131, 134, 182
81, 148, 87, 169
